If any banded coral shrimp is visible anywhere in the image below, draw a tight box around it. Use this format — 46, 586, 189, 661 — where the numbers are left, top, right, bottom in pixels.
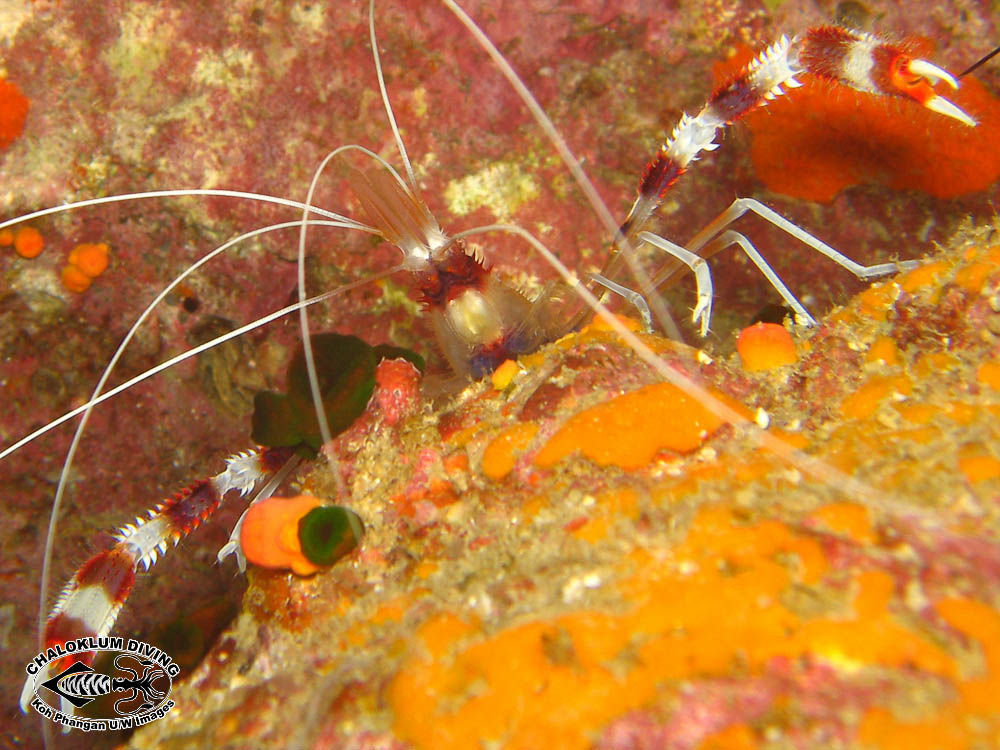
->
0, 0, 996, 748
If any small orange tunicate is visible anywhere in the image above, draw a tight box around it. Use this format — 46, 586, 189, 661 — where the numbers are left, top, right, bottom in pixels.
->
13, 226, 43, 258
898, 261, 950, 293
61, 264, 92, 293
840, 374, 913, 420
0, 228, 13, 246
736, 322, 797, 372
865, 336, 900, 366
240, 494, 326, 576
68, 242, 110, 278
490, 359, 519, 390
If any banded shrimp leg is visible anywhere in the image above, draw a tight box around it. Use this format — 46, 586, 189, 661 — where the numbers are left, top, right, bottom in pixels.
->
6, 191, 403, 732
12, 0, 657, 728
439, 0, 987, 516
604, 30, 975, 336
637, 197, 920, 334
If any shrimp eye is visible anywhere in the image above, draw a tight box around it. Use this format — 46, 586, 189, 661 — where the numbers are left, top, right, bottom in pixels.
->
298, 506, 364, 566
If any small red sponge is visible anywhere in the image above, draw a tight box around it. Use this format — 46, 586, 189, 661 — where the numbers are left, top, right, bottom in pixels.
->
0, 78, 29, 150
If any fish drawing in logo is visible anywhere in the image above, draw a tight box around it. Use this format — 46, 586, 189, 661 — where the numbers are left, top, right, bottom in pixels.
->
40, 655, 168, 716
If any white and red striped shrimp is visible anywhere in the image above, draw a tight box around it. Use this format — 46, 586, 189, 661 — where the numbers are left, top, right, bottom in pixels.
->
1, 0, 992, 748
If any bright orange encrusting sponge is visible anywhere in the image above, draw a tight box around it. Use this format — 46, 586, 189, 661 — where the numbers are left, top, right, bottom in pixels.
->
0, 77, 29, 150
714, 43, 1000, 202
61, 264, 92, 293
533, 382, 727, 470
68, 242, 110, 278
62, 242, 111, 293
737, 322, 797, 372
12, 226, 43, 258
240, 494, 326, 576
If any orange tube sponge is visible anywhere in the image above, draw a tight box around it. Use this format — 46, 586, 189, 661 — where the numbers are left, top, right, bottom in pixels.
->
61, 264, 92, 293
240, 494, 326, 576
0, 77, 29, 150
737, 322, 797, 372
715, 43, 1000, 202
12, 226, 43, 258
68, 242, 110, 278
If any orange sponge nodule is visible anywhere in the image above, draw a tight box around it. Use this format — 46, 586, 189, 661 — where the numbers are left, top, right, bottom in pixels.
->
737, 322, 797, 372
61, 264, 92, 293
240, 494, 326, 576
13, 226, 43, 258
0, 77, 29, 150
68, 242, 110, 278
61, 242, 111, 292
534, 381, 728, 470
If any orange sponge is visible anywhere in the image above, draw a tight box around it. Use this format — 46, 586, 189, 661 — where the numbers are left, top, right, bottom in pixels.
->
0, 77, 29, 150
715, 43, 1000, 202
737, 322, 797, 372
61, 264, 92, 293
68, 242, 110, 277
62, 242, 111, 293
240, 494, 326, 576
13, 226, 43, 258
534, 381, 727, 469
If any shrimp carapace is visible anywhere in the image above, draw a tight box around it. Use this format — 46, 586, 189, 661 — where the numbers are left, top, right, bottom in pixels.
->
349, 166, 566, 377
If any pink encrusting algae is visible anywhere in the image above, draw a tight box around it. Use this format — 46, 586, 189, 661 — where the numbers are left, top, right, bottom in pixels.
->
1, 0, 999, 748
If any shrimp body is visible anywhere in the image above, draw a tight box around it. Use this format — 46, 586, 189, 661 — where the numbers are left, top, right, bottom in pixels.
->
2, 0, 996, 744
415, 242, 537, 378
348, 165, 566, 377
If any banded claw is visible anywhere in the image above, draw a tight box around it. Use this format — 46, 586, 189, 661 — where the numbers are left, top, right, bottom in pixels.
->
890, 55, 977, 127
217, 511, 250, 572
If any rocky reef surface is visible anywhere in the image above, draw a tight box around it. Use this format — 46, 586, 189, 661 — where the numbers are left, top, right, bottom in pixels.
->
127, 221, 1000, 749
2, 1, 998, 747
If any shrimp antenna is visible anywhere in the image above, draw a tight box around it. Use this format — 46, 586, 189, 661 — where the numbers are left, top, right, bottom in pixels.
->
370, 0, 417, 188
293, 143, 409, 493
959, 43, 1000, 78
2, 264, 402, 465
439, 0, 683, 341
33, 219, 384, 670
